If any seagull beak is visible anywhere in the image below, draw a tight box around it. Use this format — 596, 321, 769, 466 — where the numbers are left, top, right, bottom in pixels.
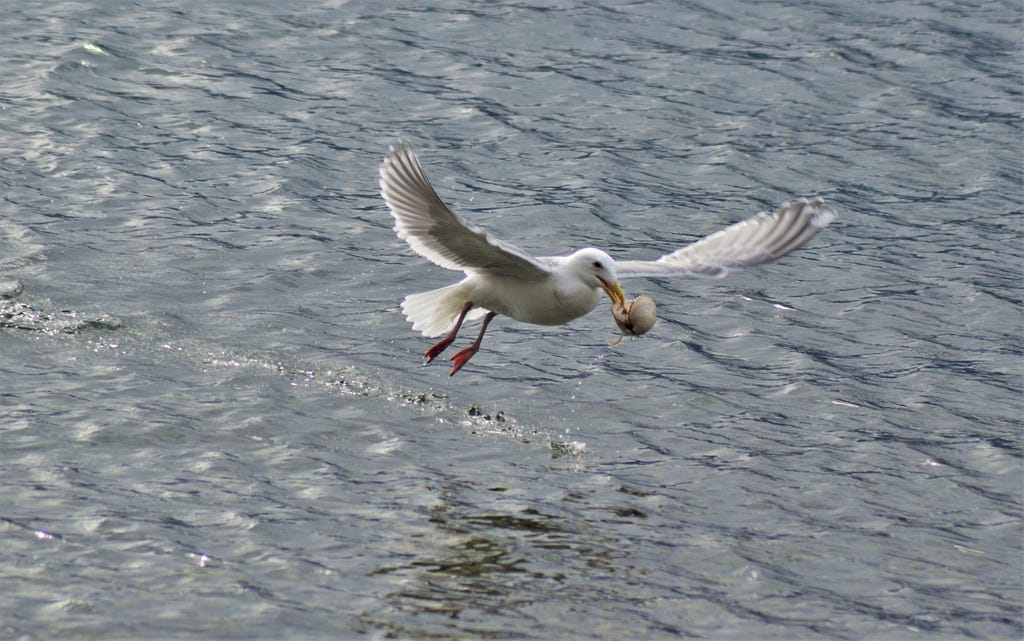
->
599, 277, 627, 306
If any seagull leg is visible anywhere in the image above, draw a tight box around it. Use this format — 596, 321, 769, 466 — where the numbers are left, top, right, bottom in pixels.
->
449, 311, 497, 376
424, 301, 474, 365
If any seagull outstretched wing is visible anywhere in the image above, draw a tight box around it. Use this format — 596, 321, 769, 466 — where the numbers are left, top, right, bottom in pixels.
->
616, 198, 836, 279
380, 142, 550, 280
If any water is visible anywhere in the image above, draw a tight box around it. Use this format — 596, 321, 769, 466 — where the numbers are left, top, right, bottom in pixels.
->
2, 1, 1021, 639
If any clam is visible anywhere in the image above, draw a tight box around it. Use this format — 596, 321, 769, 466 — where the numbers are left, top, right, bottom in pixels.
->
610, 294, 657, 346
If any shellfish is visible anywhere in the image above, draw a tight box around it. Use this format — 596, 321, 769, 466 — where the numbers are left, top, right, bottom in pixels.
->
610, 294, 657, 346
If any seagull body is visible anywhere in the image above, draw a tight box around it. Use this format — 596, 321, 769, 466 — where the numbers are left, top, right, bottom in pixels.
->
379, 142, 836, 375
402, 249, 617, 332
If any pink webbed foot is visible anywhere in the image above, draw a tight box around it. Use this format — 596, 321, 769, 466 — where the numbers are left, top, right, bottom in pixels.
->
447, 311, 497, 376
424, 336, 454, 364
449, 345, 479, 376
423, 301, 473, 365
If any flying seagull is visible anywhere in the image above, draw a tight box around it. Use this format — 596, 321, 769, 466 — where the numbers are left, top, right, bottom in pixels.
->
379, 142, 836, 375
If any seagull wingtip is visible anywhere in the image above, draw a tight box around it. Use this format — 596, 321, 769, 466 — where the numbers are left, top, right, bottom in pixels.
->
386, 139, 414, 155
813, 205, 838, 228
380, 140, 415, 181
807, 197, 838, 228
792, 196, 838, 229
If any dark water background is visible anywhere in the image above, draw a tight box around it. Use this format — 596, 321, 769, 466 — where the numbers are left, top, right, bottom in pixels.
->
2, 1, 1021, 639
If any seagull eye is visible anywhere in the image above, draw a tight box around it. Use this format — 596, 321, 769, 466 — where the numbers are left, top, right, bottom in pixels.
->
592, 260, 603, 270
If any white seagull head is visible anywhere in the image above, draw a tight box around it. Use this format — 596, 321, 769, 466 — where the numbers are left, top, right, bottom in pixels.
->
563, 247, 627, 306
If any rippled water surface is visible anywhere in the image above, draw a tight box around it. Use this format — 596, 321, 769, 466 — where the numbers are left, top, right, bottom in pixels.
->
2, 1, 1021, 639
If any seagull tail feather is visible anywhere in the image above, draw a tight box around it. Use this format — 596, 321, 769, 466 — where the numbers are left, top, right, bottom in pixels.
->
401, 282, 488, 338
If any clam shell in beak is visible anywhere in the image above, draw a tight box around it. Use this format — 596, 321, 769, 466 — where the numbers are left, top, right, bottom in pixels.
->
610, 294, 657, 345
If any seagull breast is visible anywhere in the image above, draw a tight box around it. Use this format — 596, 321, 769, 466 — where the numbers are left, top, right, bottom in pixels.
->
464, 266, 601, 326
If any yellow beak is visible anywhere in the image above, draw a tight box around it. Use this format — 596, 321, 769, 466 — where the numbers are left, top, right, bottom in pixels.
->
599, 278, 627, 306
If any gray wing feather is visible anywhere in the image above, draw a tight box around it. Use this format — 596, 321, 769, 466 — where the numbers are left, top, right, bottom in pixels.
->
379, 143, 549, 279
616, 197, 836, 279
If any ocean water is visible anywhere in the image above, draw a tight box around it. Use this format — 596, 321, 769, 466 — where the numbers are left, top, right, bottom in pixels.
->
1, 1, 1021, 639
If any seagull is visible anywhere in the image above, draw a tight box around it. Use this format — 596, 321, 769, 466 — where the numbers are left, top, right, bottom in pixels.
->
379, 142, 836, 375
